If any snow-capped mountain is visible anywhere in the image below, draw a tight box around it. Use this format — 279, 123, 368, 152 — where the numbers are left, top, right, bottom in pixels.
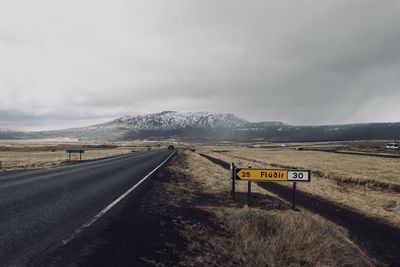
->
2, 111, 400, 142
98, 111, 250, 129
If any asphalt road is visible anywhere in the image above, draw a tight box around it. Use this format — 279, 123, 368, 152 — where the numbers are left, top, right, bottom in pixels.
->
0, 149, 175, 266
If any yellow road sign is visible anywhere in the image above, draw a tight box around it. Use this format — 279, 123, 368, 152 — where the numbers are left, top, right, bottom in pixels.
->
236, 169, 288, 181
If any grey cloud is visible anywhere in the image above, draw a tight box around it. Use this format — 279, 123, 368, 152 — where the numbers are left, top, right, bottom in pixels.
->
0, 108, 112, 131
0, 31, 26, 46
1, 0, 400, 130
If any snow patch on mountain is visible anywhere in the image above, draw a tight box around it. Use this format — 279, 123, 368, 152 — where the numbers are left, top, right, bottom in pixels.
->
97, 111, 250, 129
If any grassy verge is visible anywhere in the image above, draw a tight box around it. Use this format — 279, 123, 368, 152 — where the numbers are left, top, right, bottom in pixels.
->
201, 149, 400, 228
143, 150, 375, 266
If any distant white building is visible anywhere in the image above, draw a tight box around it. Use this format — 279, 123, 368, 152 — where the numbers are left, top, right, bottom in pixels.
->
386, 142, 399, 150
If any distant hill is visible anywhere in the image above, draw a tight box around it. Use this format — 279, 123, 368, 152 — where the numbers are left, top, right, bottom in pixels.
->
0, 129, 29, 140
1, 111, 400, 142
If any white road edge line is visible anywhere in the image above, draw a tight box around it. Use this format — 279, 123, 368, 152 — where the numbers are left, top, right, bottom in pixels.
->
62, 150, 176, 246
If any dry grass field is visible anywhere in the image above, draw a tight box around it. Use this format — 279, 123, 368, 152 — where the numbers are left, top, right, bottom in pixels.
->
0, 141, 149, 170
215, 148, 400, 185
162, 150, 375, 266
198, 148, 400, 227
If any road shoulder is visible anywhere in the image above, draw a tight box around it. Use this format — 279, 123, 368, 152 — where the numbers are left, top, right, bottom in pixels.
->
38, 150, 376, 266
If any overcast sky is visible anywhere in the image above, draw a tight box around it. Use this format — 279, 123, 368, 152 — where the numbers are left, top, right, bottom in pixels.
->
1, 0, 400, 130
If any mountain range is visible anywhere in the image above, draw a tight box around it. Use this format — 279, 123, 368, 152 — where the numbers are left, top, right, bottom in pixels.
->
1, 111, 400, 142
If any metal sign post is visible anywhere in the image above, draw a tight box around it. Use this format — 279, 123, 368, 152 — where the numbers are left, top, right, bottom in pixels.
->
66, 149, 85, 162
231, 163, 236, 200
247, 166, 252, 206
292, 182, 297, 210
231, 165, 311, 209
247, 181, 252, 206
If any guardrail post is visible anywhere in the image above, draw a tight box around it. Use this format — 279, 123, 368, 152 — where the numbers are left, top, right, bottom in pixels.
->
292, 182, 297, 210
231, 163, 236, 200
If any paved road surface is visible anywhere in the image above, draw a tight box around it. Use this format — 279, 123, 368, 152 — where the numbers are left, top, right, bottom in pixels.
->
0, 149, 174, 266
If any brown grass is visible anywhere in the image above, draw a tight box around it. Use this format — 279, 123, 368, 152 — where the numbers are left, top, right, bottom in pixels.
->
200, 149, 400, 228
0, 147, 135, 170
216, 209, 371, 267
164, 150, 375, 266
218, 148, 400, 185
